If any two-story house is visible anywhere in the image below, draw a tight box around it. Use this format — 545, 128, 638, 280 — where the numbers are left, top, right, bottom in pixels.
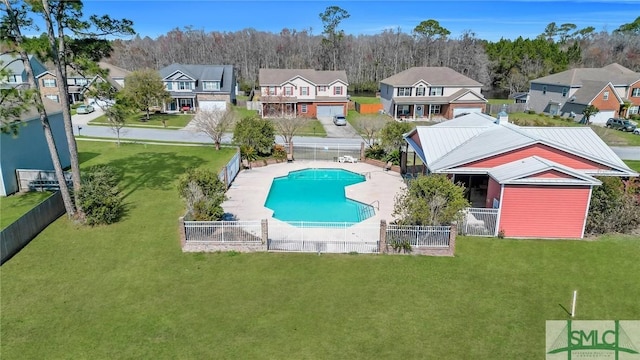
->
159, 64, 236, 112
379, 67, 487, 121
1, 53, 48, 93
528, 63, 640, 125
258, 69, 349, 118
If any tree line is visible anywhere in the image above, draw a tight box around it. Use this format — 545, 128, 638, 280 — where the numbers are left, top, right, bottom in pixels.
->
104, 9, 640, 96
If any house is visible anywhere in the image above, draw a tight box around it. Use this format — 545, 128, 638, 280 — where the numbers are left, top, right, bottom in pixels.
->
511, 92, 529, 104
528, 63, 640, 124
379, 67, 487, 121
0, 99, 71, 196
1, 53, 48, 92
257, 69, 349, 118
403, 112, 637, 239
159, 64, 236, 112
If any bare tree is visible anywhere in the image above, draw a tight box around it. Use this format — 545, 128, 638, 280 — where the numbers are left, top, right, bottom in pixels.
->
191, 108, 235, 150
104, 104, 129, 146
352, 114, 387, 147
272, 116, 310, 155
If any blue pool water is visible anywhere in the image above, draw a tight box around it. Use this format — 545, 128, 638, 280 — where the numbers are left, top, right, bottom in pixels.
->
264, 168, 375, 223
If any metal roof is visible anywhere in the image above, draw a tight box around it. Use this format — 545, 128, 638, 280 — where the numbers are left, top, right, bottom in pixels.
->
487, 156, 602, 186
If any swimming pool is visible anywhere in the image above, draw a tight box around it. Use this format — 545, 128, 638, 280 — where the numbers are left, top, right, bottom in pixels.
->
264, 168, 375, 223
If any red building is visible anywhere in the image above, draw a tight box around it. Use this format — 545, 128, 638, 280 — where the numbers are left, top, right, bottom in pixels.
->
404, 113, 638, 239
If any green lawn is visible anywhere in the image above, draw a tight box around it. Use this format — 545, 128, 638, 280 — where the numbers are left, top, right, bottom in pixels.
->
487, 98, 515, 105
625, 160, 640, 172
89, 112, 194, 129
350, 96, 381, 104
232, 104, 259, 119
0, 191, 53, 229
1, 141, 639, 359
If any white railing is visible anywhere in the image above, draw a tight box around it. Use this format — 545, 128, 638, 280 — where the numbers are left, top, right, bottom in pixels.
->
287, 143, 361, 162
460, 208, 499, 237
16, 169, 73, 192
386, 225, 451, 248
184, 220, 262, 244
268, 221, 380, 254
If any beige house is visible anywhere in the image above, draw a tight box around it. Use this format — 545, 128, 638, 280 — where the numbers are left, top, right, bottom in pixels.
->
380, 67, 487, 121
258, 69, 349, 119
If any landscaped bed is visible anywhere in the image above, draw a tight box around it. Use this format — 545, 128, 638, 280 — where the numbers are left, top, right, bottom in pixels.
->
1, 141, 638, 359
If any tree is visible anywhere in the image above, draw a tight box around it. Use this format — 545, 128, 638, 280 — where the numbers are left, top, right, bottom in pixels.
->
581, 105, 599, 125
177, 168, 226, 221
122, 68, 170, 121
319, 6, 350, 70
77, 165, 125, 225
1, 0, 76, 215
615, 16, 640, 34
379, 121, 412, 152
413, 19, 450, 66
233, 115, 275, 156
352, 114, 387, 147
104, 103, 129, 146
191, 108, 236, 150
272, 116, 310, 156
0, 56, 31, 135
585, 176, 640, 235
393, 174, 470, 226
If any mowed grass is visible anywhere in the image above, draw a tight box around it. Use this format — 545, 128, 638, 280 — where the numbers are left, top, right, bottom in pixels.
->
0, 191, 53, 229
1, 141, 639, 359
350, 96, 380, 104
90, 112, 194, 129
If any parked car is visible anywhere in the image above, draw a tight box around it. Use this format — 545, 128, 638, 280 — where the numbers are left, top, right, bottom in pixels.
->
76, 104, 95, 114
633, 128, 640, 135
333, 114, 347, 126
606, 118, 636, 132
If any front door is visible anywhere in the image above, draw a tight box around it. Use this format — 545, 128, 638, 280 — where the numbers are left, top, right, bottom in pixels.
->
415, 105, 424, 118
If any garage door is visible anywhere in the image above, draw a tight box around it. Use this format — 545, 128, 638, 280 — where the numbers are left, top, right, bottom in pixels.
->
588, 110, 615, 126
199, 100, 227, 111
453, 107, 483, 117
316, 105, 344, 118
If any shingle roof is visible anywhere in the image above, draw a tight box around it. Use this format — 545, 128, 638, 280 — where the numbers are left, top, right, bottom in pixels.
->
531, 63, 640, 87
159, 64, 235, 93
404, 112, 637, 177
393, 89, 487, 105
97, 62, 130, 79
380, 67, 483, 87
0, 54, 47, 79
258, 69, 348, 86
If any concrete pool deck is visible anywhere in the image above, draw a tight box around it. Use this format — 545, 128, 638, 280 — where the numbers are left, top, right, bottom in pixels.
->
222, 161, 406, 225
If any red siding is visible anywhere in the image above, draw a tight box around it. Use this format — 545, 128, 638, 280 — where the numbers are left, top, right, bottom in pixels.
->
499, 185, 591, 238
590, 84, 621, 112
530, 170, 574, 179
465, 144, 610, 170
410, 132, 422, 149
485, 178, 501, 208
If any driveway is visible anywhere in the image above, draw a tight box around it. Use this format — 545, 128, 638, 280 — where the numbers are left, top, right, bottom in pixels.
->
316, 115, 359, 138
71, 108, 104, 126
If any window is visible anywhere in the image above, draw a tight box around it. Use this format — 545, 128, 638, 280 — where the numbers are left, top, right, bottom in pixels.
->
178, 81, 193, 90
45, 94, 59, 102
562, 88, 568, 97
318, 86, 327, 92
334, 86, 343, 95
416, 86, 426, 96
301, 104, 308, 113
632, 88, 640, 97
542, 86, 547, 95
166, 82, 172, 90
268, 86, 277, 95
397, 87, 412, 96
397, 105, 410, 116
6, 74, 20, 83
284, 86, 293, 96
429, 87, 443, 96
76, 78, 88, 86
300, 87, 309, 96
202, 81, 220, 91
429, 105, 441, 114
628, 106, 639, 115
603, 91, 609, 101
43, 78, 56, 88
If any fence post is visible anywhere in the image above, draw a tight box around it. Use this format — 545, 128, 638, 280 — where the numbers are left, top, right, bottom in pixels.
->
223, 167, 229, 189
379, 220, 387, 254
261, 219, 268, 247
360, 142, 365, 161
448, 224, 457, 256
178, 216, 187, 249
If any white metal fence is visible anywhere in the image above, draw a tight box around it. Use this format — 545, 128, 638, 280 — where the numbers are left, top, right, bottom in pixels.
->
267, 221, 380, 254
184, 220, 262, 244
287, 144, 361, 162
460, 208, 499, 236
16, 169, 73, 192
218, 149, 241, 188
386, 225, 451, 248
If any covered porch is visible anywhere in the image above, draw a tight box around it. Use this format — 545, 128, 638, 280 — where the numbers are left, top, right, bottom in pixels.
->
392, 102, 447, 122
165, 97, 195, 112
261, 102, 297, 118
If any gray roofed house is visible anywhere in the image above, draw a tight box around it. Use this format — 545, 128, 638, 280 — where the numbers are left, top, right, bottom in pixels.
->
379, 67, 487, 121
0, 54, 48, 89
159, 63, 236, 112
528, 63, 640, 124
403, 112, 636, 239
257, 68, 349, 119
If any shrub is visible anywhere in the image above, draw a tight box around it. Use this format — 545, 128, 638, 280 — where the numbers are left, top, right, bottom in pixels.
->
272, 144, 287, 161
585, 177, 640, 235
365, 144, 386, 160
178, 168, 226, 221
527, 110, 537, 115
77, 165, 125, 226
383, 149, 400, 165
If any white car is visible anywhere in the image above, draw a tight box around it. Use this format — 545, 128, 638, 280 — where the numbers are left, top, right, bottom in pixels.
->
76, 105, 95, 114
633, 128, 640, 135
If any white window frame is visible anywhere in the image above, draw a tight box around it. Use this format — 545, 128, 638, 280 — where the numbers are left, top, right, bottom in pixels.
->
43, 78, 56, 88
398, 105, 410, 116
268, 86, 277, 95
300, 87, 309, 96
603, 91, 609, 101
628, 106, 639, 115
416, 86, 426, 96
6, 74, 20, 83
45, 94, 59, 102
203, 81, 220, 91
300, 104, 308, 113
334, 86, 343, 95
284, 86, 293, 96
632, 88, 640, 97
429, 104, 441, 114
318, 86, 327, 92
429, 87, 443, 96
562, 88, 568, 97
178, 81, 192, 90
397, 87, 412, 96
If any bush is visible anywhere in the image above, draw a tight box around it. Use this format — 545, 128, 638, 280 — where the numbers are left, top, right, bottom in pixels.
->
272, 144, 287, 161
77, 165, 125, 226
585, 177, 640, 235
383, 149, 400, 165
365, 144, 386, 160
178, 168, 226, 221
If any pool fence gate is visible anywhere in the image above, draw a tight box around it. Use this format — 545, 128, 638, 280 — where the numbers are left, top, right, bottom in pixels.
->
179, 218, 456, 256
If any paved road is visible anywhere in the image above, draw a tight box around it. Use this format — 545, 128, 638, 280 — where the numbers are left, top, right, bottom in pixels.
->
71, 115, 640, 160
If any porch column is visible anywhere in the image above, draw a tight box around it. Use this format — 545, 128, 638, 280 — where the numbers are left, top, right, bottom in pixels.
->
413, 104, 416, 120
394, 103, 397, 120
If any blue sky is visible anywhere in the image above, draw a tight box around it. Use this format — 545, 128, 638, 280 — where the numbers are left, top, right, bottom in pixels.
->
51, 1, 640, 41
